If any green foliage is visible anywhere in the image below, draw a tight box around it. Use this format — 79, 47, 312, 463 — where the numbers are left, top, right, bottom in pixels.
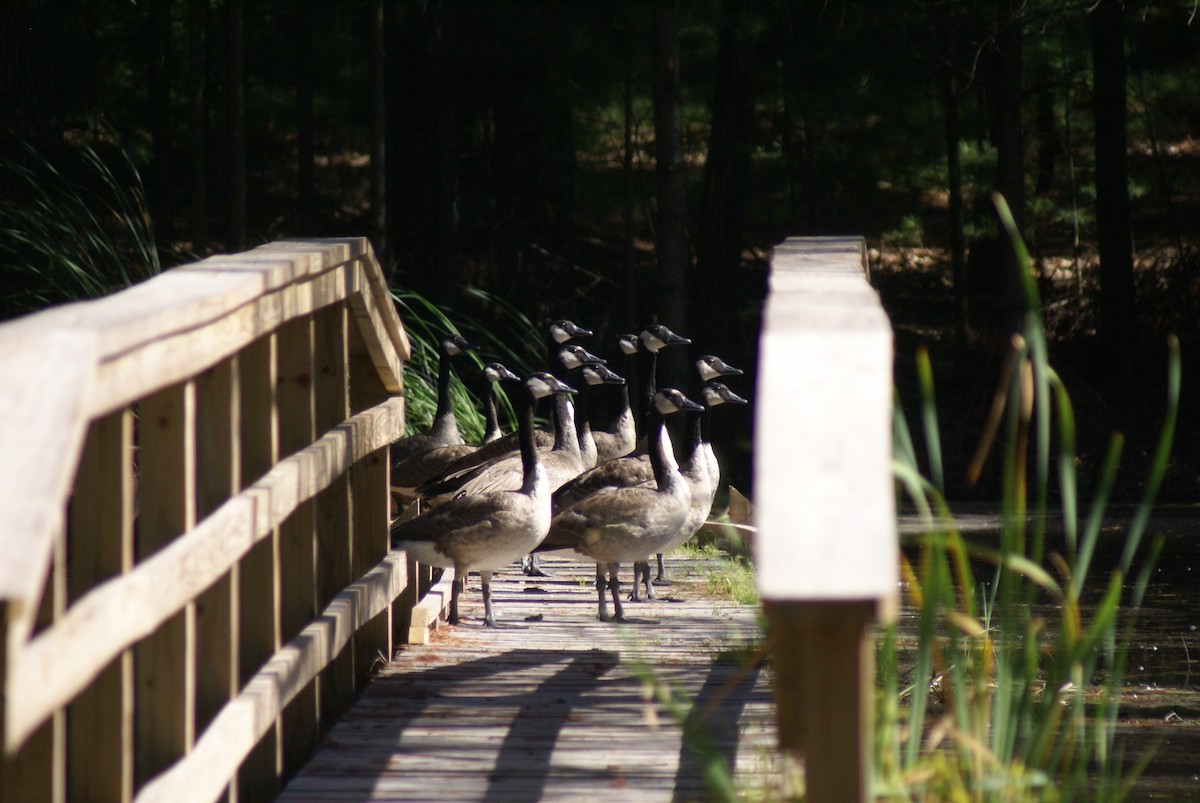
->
0, 138, 162, 317
879, 195, 1181, 800
391, 285, 547, 443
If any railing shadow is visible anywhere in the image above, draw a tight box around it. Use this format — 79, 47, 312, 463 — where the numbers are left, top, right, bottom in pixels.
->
672, 656, 765, 802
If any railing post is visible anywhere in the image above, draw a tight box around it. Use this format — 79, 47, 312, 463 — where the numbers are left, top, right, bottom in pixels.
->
277, 315, 319, 781
67, 410, 135, 803
754, 237, 898, 802
194, 358, 240, 803
349, 316, 392, 684
314, 304, 356, 733
238, 332, 282, 801
134, 380, 197, 790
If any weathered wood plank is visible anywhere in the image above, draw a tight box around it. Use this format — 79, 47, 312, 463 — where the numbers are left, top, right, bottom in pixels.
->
67, 410, 134, 803
135, 552, 410, 803
754, 236, 897, 603
277, 556, 776, 803
6, 399, 405, 751
134, 381, 197, 786
753, 236, 896, 803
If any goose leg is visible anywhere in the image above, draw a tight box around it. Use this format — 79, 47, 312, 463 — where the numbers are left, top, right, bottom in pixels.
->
596, 564, 613, 621
607, 563, 626, 622
523, 553, 553, 577
480, 570, 497, 627
643, 562, 657, 600
449, 567, 464, 625
654, 552, 672, 584
629, 561, 645, 601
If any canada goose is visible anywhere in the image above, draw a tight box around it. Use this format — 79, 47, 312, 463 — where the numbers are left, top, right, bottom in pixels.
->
391, 334, 480, 465
633, 380, 749, 597
575, 362, 625, 470
416, 343, 604, 497
555, 354, 741, 512
390, 372, 576, 626
590, 334, 639, 463
537, 388, 702, 622
637, 323, 692, 437
641, 354, 745, 590
546, 318, 593, 359
445, 377, 587, 498
391, 361, 521, 496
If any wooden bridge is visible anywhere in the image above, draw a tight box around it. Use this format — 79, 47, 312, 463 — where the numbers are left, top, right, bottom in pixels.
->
0, 237, 895, 801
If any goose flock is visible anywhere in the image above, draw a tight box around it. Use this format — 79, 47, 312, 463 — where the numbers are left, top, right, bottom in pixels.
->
389, 320, 749, 626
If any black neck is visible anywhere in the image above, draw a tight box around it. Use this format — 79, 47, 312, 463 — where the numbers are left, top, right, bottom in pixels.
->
435, 351, 454, 420
518, 390, 539, 492
701, 404, 715, 444
624, 351, 641, 436
575, 380, 591, 440
683, 407, 703, 462
608, 382, 631, 431
638, 347, 657, 438
482, 384, 501, 441
551, 392, 573, 451
647, 404, 669, 486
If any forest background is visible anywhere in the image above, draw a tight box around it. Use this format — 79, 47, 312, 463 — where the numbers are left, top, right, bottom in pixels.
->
1, 0, 1198, 502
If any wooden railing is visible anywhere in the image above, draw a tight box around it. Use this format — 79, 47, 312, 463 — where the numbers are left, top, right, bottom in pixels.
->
753, 236, 898, 802
0, 238, 421, 802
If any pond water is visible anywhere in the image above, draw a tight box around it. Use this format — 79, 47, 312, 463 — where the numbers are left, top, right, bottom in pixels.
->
897, 504, 1200, 800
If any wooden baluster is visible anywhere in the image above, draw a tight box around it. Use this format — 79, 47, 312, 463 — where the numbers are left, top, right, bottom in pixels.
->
349, 313, 392, 687
277, 315, 319, 781
238, 333, 282, 801
194, 357, 240, 803
134, 381, 197, 790
66, 410, 135, 803
314, 304, 355, 733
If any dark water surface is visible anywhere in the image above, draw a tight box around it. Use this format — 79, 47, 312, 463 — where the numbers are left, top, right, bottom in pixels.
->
898, 504, 1200, 800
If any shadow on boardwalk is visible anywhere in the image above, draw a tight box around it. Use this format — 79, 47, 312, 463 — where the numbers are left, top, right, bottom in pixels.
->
279, 555, 776, 802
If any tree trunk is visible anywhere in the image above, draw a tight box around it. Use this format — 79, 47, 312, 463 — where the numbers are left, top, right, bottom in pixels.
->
294, 0, 316, 234
368, 0, 388, 275
623, 6, 639, 329
993, 0, 1024, 232
187, 0, 208, 255
693, 0, 754, 359
149, 0, 175, 248
942, 4, 968, 346
432, 2, 459, 304
970, 0, 1025, 333
651, 0, 688, 374
226, 0, 246, 251
1092, 0, 1135, 388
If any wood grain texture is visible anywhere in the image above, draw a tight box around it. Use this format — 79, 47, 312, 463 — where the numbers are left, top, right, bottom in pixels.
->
276, 555, 778, 803
6, 398, 405, 751
135, 551, 411, 803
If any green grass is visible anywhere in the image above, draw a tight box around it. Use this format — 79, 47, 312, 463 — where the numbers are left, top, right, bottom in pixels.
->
879, 193, 1180, 801
0, 136, 163, 317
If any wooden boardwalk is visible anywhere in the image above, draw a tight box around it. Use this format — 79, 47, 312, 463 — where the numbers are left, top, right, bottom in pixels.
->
277, 554, 781, 802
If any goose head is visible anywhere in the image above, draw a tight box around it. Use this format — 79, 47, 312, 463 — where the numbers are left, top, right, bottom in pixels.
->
652, 387, 705, 416
556, 343, 607, 371
617, 333, 640, 356
639, 323, 691, 353
701, 381, 749, 409
483, 362, 521, 384
547, 319, 593, 345
696, 355, 744, 382
441, 334, 480, 357
525, 371, 577, 400
581, 363, 626, 387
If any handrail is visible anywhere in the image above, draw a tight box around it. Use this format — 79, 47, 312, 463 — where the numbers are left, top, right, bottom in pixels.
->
0, 238, 417, 802
753, 236, 898, 802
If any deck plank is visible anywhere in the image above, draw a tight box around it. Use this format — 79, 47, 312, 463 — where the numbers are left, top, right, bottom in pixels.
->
278, 554, 779, 801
